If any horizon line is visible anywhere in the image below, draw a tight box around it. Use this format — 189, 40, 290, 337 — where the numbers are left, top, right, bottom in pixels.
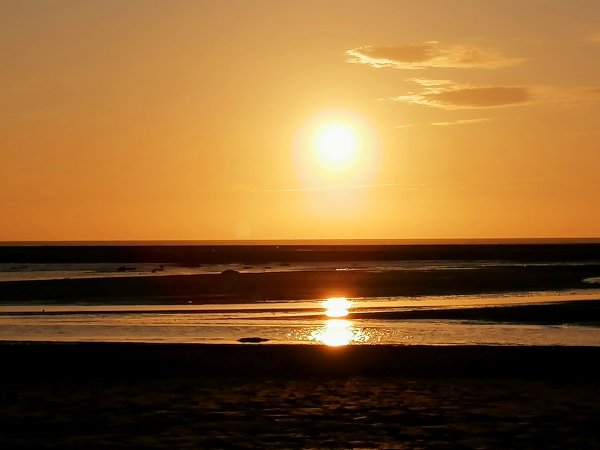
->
1, 237, 600, 246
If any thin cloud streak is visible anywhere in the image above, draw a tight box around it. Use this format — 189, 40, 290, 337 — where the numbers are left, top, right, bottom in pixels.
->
431, 118, 491, 126
394, 85, 532, 109
408, 78, 453, 86
260, 183, 422, 193
395, 119, 490, 128
258, 178, 572, 194
346, 41, 523, 69
393, 81, 600, 110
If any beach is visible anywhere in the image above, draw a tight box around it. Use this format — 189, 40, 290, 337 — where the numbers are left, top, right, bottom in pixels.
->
4, 375, 599, 449
6, 0, 600, 445
1, 243, 600, 447
1, 342, 600, 449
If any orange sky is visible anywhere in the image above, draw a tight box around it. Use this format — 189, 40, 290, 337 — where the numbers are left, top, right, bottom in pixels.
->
1, 0, 600, 240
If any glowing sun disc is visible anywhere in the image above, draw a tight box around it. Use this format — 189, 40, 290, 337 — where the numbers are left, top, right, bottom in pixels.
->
323, 297, 351, 318
313, 122, 360, 172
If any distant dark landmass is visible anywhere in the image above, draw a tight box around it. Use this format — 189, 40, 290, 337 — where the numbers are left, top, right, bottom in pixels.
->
1, 264, 599, 304
0, 241, 599, 264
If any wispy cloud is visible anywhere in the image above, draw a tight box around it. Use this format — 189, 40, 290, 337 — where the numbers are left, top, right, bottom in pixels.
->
395, 119, 490, 128
394, 84, 531, 109
431, 118, 491, 126
259, 183, 420, 193
256, 178, 577, 194
346, 41, 524, 70
393, 78, 600, 110
408, 78, 453, 86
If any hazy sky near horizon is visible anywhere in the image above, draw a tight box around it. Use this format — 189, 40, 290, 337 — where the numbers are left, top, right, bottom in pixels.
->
2, 0, 600, 240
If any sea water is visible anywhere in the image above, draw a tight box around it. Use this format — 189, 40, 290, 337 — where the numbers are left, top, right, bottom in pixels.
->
1, 291, 600, 346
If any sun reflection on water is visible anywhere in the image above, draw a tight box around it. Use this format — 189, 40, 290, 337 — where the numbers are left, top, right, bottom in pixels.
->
289, 296, 370, 346
309, 319, 370, 346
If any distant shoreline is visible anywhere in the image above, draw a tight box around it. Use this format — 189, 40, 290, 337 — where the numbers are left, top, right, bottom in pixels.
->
2, 237, 600, 246
1, 264, 599, 304
1, 242, 600, 264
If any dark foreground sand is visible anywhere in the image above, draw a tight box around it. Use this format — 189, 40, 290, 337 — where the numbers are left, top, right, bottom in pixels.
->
2, 376, 599, 449
1, 343, 599, 448
3, 343, 600, 378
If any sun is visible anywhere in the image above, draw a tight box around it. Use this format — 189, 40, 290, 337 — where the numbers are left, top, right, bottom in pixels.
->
293, 110, 380, 190
312, 122, 360, 172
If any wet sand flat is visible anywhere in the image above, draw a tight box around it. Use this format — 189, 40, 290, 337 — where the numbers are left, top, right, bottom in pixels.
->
1, 374, 598, 448
351, 298, 600, 325
1, 343, 599, 448
1, 264, 600, 304
2, 342, 600, 378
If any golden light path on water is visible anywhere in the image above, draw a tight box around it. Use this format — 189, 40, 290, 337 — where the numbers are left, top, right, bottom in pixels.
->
310, 297, 370, 346
309, 319, 370, 346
